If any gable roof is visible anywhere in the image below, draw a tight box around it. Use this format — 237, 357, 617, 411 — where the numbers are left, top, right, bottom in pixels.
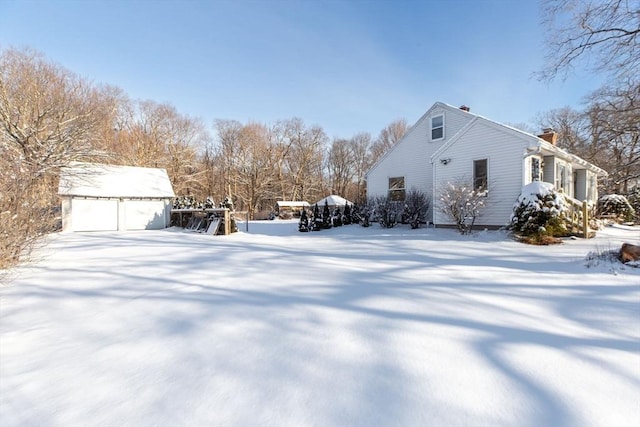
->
430, 108, 607, 176
366, 102, 474, 178
59, 162, 176, 198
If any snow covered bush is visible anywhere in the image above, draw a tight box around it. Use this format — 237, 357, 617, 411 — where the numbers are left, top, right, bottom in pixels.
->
354, 201, 372, 227
353, 202, 369, 226
220, 196, 238, 233
509, 182, 568, 242
627, 187, 640, 223
173, 195, 217, 210
373, 195, 402, 228
403, 188, 431, 229
598, 194, 635, 223
438, 179, 486, 234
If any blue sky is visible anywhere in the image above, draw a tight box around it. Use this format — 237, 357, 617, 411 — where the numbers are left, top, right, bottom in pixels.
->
0, 0, 603, 139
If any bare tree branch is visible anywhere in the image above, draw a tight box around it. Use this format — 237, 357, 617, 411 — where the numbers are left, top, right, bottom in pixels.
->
538, 0, 640, 82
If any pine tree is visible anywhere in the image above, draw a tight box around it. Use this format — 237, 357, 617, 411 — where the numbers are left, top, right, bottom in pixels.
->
298, 209, 309, 232
351, 203, 361, 225
312, 203, 322, 231
322, 200, 332, 229
204, 197, 215, 209
332, 207, 343, 227
343, 203, 352, 225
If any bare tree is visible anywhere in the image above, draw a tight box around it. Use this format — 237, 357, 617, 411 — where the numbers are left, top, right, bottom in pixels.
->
110, 100, 209, 197
586, 81, 640, 193
539, 0, 640, 82
437, 178, 486, 234
538, 80, 640, 194
349, 132, 372, 203
536, 106, 597, 159
277, 118, 327, 202
370, 118, 408, 165
0, 48, 111, 176
0, 47, 114, 267
212, 121, 280, 217
505, 122, 538, 134
326, 138, 355, 197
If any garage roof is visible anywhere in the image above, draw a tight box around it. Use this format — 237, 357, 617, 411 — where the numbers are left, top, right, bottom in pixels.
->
59, 162, 175, 198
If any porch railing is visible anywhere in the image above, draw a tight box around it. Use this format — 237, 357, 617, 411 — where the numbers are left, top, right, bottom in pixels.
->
562, 195, 593, 238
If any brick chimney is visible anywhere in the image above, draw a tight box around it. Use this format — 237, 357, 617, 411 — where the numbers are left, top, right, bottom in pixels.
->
459, 105, 470, 112
538, 127, 557, 145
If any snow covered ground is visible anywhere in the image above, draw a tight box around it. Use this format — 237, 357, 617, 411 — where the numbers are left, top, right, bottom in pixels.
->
1, 221, 639, 427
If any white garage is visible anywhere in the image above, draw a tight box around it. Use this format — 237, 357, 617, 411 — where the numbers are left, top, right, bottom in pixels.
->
59, 163, 175, 232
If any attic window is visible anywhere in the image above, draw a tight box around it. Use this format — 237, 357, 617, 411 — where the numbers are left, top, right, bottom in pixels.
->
431, 114, 444, 141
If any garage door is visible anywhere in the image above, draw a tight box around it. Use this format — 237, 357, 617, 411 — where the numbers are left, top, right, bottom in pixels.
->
124, 200, 167, 230
72, 199, 118, 231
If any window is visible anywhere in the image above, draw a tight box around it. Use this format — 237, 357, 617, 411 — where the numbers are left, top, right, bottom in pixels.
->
431, 114, 444, 141
473, 159, 488, 192
388, 177, 406, 201
531, 157, 541, 182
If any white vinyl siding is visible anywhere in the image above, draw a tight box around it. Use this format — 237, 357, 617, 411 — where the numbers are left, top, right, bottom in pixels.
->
366, 104, 475, 223
574, 169, 597, 202
543, 156, 555, 187
555, 160, 572, 197
433, 121, 528, 227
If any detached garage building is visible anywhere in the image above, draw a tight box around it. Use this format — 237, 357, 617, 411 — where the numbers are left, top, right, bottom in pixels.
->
59, 162, 175, 232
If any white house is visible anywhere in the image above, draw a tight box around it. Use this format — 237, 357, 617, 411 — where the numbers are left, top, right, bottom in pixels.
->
366, 102, 607, 228
58, 162, 175, 232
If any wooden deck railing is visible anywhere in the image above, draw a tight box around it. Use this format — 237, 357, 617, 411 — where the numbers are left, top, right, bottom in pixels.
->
562, 195, 592, 238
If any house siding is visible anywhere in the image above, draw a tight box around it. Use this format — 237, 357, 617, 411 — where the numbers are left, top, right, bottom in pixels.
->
433, 121, 529, 227
575, 169, 587, 201
366, 104, 473, 222
543, 156, 555, 187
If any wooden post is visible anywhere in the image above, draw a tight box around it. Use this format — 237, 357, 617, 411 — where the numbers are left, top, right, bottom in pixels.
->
582, 201, 589, 238
223, 208, 230, 235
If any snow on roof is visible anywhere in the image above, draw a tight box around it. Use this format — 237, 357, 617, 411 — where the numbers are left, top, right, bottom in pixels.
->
314, 195, 352, 206
276, 201, 310, 207
58, 162, 175, 198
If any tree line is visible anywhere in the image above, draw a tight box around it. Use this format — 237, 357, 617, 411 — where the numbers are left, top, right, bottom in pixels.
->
0, 47, 408, 267
536, 0, 639, 194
